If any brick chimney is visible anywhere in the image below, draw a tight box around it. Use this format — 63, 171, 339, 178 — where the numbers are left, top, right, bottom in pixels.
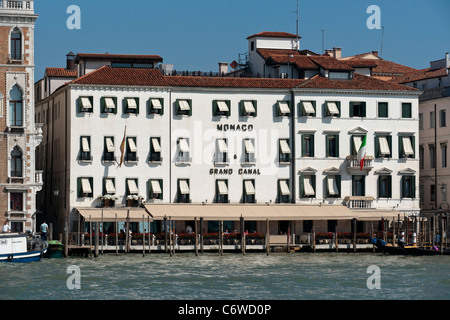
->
66, 52, 76, 70
372, 51, 379, 57
219, 62, 228, 76
333, 47, 342, 59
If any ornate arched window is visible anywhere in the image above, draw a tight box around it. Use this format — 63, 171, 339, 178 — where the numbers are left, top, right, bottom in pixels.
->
10, 146, 23, 177
9, 85, 23, 126
10, 28, 22, 60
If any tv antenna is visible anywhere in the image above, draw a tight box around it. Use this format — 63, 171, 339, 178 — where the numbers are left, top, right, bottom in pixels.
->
380, 26, 385, 58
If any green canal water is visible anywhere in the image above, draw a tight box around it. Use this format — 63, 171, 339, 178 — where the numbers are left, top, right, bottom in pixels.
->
1, 252, 449, 300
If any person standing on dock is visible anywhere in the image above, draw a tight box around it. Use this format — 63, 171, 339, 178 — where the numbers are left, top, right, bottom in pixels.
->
40, 222, 48, 241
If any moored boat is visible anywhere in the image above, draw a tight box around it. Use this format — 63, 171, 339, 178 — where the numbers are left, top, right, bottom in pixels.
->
44, 240, 64, 258
371, 237, 450, 255
0, 232, 48, 263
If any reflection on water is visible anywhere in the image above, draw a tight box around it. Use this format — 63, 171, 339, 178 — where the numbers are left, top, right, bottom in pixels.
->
0, 253, 449, 300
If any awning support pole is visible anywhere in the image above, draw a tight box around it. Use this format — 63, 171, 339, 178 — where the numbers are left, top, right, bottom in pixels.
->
266, 219, 270, 256
195, 217, 198, 256
115, 213, 118, 256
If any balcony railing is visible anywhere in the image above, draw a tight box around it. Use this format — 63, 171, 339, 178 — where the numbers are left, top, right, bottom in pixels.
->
346, 155, 373, 171
0, 1, 33, 10
344, 196, 374, 209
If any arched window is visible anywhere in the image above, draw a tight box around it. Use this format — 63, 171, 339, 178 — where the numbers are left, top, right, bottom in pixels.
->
10, 28, 22, 60
11, 146, 23, 177
9, 85, 23, 126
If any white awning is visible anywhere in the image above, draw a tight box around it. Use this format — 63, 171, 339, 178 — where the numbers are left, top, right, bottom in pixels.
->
303, 176, 315, 196
218, 139, 228, 153
105, 179, 115, 194
76, 208, 150, 223
245, 139, 255, 153
81, 178, 92, 194
280, 180, 290, 196
327, 176, 339, 195
353, 136, 362, 153
280, 139, 291, 154
217, 101, 229, 112
127, 179, 139, 194
127, 138, 137, 152
106, 138, 115, 152
217, 180, 228, 195
81, 97, 92, 109
179, 180, 190, 194
179, 100, 191, 111
152, 138, 161, 152
302, 101, 315, 114
179, 138, 190, 152
151, 98, 162, 109
278, 101, 290, 114
105, 97, 115, 109
379, 136, 390, 155
81, 137, 90, 152
327, 102, 340, 115
151, 180, 162, 194
144, 203, 365, 221
127, 98, 137, 109
402, 137, 414, 155
243, 101, 256, 113
244, 180, 255, 195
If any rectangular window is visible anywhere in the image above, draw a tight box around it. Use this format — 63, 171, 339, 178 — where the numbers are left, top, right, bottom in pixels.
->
243, 138, 256, 164
78, 96, 93, 113
80, 136, 92, 161
240, 100, 257, 117
149, 98, 164, 115
101, 97, 117, 114
326, 175, 341, 198
350, 102, 366, 117
213, 100, 231, 117
375, 135, 391, 158
401, 175, 415, 199
352, 175, 365, 196
399, 136, 415, 158
103, 178, 116, 195
351, 135, 364, 156
419, 146, 424, 169
419, 113, 423, 130
431, 184, 436, 202
126, 178, 139, 207
430, 111, 435, 129
378, 175, 392, 198
300, 175, 316, 198
378, 102, 388, 118
325, 101, 340, 117
429, 144, 435, 169
401, 103, 412, 118
216, 179, 229, 203
278, 179, 291, 203
440, 109, 446, 127
103, 137, 115, 162
216, 139, 229, 164
177, 138, 191, 163
149, 179, 163, 200
301, 134, 314, 157
300, 101, 315, 116
9, 193, 23, 211
124, 97, 139, 114
78, 177, 93, 198
277, 101, 291, 116
126, 137, 138, 162
176, 99, 192, 116
279, 139, 291, 163
441, 143, 447, 168
177, 179, 190, 203
150, 137, 162, 162
243, 179, 255, 203
326, 134, 339, 158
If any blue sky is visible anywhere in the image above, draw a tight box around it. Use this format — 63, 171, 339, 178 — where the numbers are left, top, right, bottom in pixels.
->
34, 0, 450, 80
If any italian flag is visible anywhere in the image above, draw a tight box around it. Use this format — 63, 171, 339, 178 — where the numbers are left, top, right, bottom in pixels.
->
357, 135, 367, 171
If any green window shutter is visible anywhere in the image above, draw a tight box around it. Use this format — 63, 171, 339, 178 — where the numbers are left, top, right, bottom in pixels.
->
399, 136, 404, 158
402, 103, 412, 118
361, 102, 366, 117
411, 176, 416, 198
378, 102, 388, 118
160, 98, 164, 115
411, 135, 415, 158
300, 176, 304, 198
375, 136, 380, 158
135, 97, 140, 114
336, 175, 341, 198
188, 99, 193, 116
387, 175, 392, 198
311, 134, 315, 157
349, 102, 354, 117
239, 101, 244, 117
336, 134, 340, 157
377, 176, 381, 198
301, 135, 306, 157
212, 100, 218, 116
100, 97, 105, 113
387, 136, 392, 158
253, 100, 257, 117
326, 135, 330, 157
77, 177, 82, 198
175, 100, 180, 115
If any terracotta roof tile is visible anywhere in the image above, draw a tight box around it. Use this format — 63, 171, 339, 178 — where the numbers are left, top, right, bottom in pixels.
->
308, 56, 354, 71
68, 66, 418, 93
46, 68, 78, 78
391, 67, 447, 84
296, 73, 420, 92
75, 53, 163, 62
247, 31, 300, 39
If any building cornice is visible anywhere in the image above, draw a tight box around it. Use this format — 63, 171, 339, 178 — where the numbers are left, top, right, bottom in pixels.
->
292, 87, 423, 97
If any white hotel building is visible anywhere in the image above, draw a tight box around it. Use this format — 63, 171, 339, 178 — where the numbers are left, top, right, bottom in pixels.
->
35, 32, 421, 237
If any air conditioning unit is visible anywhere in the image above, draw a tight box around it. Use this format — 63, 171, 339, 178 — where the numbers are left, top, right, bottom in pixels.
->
281, 73, 288, 79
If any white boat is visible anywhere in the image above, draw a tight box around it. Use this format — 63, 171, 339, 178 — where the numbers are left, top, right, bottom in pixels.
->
0, 232, 48, 263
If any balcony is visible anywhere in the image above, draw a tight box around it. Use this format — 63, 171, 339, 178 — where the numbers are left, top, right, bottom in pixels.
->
346, 155, 373, 172
419, 86, 450, 102
0, 1, 33, 11
345, 196, 374, 209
